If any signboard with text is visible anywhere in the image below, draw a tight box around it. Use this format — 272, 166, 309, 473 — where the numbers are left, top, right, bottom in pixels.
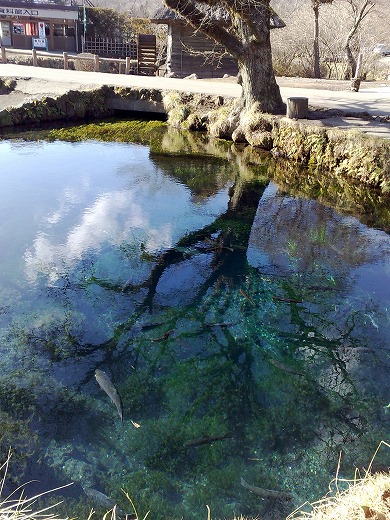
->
0, 6, 78, 20
38, 21, 45, 39
32, 37, 47, 50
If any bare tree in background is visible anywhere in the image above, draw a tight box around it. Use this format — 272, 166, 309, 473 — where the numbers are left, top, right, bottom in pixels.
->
162, 0, 285, 113
343, 0, 375, 78
312, 0, 333, 77
271, 0, 387, 79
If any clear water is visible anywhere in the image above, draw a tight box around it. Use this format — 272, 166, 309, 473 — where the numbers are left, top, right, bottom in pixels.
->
0, 136, 389, 520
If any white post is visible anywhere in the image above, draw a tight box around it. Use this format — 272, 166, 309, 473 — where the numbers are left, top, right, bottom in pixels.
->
351, 50, 363, 91
32, 48, 38, 67
355, 51, 363, 78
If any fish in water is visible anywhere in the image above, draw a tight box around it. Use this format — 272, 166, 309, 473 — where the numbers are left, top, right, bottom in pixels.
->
141, 322, 164, 331
95, 369, 123, 421
82, 487, 136, 519
83, 487, 121, 512
268, 357, 304, 377
307, 285, 336, 292
185, 433, 232, 447
240, 478, 293, 502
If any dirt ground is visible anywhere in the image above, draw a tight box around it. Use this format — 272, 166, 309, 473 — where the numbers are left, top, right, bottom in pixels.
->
280, 75, 390, 90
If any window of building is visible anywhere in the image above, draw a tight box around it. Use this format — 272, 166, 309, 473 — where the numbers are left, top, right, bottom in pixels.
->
12, 23, 25, 35
53, 24, 75, 37
53, 24, 65, 36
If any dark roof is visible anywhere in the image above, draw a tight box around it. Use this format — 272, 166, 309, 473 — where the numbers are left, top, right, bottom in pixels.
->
0, 1, 78, 11
151, 5, 285, 29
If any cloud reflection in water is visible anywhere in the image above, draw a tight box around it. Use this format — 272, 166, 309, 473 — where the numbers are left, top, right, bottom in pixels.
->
24, 189, 170, 285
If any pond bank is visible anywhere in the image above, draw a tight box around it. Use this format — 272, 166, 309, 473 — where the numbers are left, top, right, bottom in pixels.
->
0, 78, 389, 194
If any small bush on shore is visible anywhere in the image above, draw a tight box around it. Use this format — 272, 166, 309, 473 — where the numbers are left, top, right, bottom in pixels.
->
0, 77, 16, 94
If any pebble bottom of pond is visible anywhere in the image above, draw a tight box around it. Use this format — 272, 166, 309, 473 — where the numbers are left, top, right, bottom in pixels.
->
0, 137, 389, 520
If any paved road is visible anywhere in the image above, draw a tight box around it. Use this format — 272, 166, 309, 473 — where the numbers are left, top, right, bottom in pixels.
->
1, 63, 390, 116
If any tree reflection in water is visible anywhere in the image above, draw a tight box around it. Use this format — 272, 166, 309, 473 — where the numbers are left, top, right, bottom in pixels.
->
76, 173, 389, 519
0, 134, 389, 520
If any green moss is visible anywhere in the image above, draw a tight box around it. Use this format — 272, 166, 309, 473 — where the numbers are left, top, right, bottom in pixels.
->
167, 105, 191, 128
207, 102, 240, 139
246, 130, 273, 149
0, 109, 13, 127
182, 113, 207, 132
44, 119, 167, 149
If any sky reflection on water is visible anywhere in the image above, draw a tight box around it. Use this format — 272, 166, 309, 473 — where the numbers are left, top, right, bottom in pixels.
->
0, 138, 389, 520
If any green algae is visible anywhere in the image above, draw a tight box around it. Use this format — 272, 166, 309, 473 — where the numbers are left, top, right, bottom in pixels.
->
44, 118, 167, 149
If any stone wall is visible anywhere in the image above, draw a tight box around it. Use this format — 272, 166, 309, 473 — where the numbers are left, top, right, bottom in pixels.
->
0, 87, 113, 127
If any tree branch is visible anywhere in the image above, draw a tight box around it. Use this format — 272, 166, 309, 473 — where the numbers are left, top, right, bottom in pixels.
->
345, 0, 375, 43
164, 0, 244, 56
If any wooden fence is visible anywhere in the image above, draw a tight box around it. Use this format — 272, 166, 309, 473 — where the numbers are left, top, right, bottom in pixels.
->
0, 34, 157, 76
1, 47, 135, 74
83, 37, 137, 60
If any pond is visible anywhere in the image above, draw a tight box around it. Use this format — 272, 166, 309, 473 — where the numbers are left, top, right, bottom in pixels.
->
0, 124, 389, 520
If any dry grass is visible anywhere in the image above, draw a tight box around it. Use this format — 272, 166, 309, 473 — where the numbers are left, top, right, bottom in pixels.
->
0, 450, 72, 520
289, 442, 390, 520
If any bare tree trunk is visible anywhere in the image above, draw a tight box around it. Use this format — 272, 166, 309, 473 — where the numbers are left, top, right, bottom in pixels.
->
343, 0, 375, 79
238, 41, 285, 113
313, 2, 321, 78
163, 0, 285, 114
344, 42, 357, 78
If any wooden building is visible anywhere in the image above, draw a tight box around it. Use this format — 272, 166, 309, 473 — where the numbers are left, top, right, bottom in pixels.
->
151, 6, 285, 79
0, 1, 79, 52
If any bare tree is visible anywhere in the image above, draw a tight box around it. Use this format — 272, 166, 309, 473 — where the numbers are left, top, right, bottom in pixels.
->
162, 0, 285, 113
312, 0, 334, 78
343, 0, 375, 78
